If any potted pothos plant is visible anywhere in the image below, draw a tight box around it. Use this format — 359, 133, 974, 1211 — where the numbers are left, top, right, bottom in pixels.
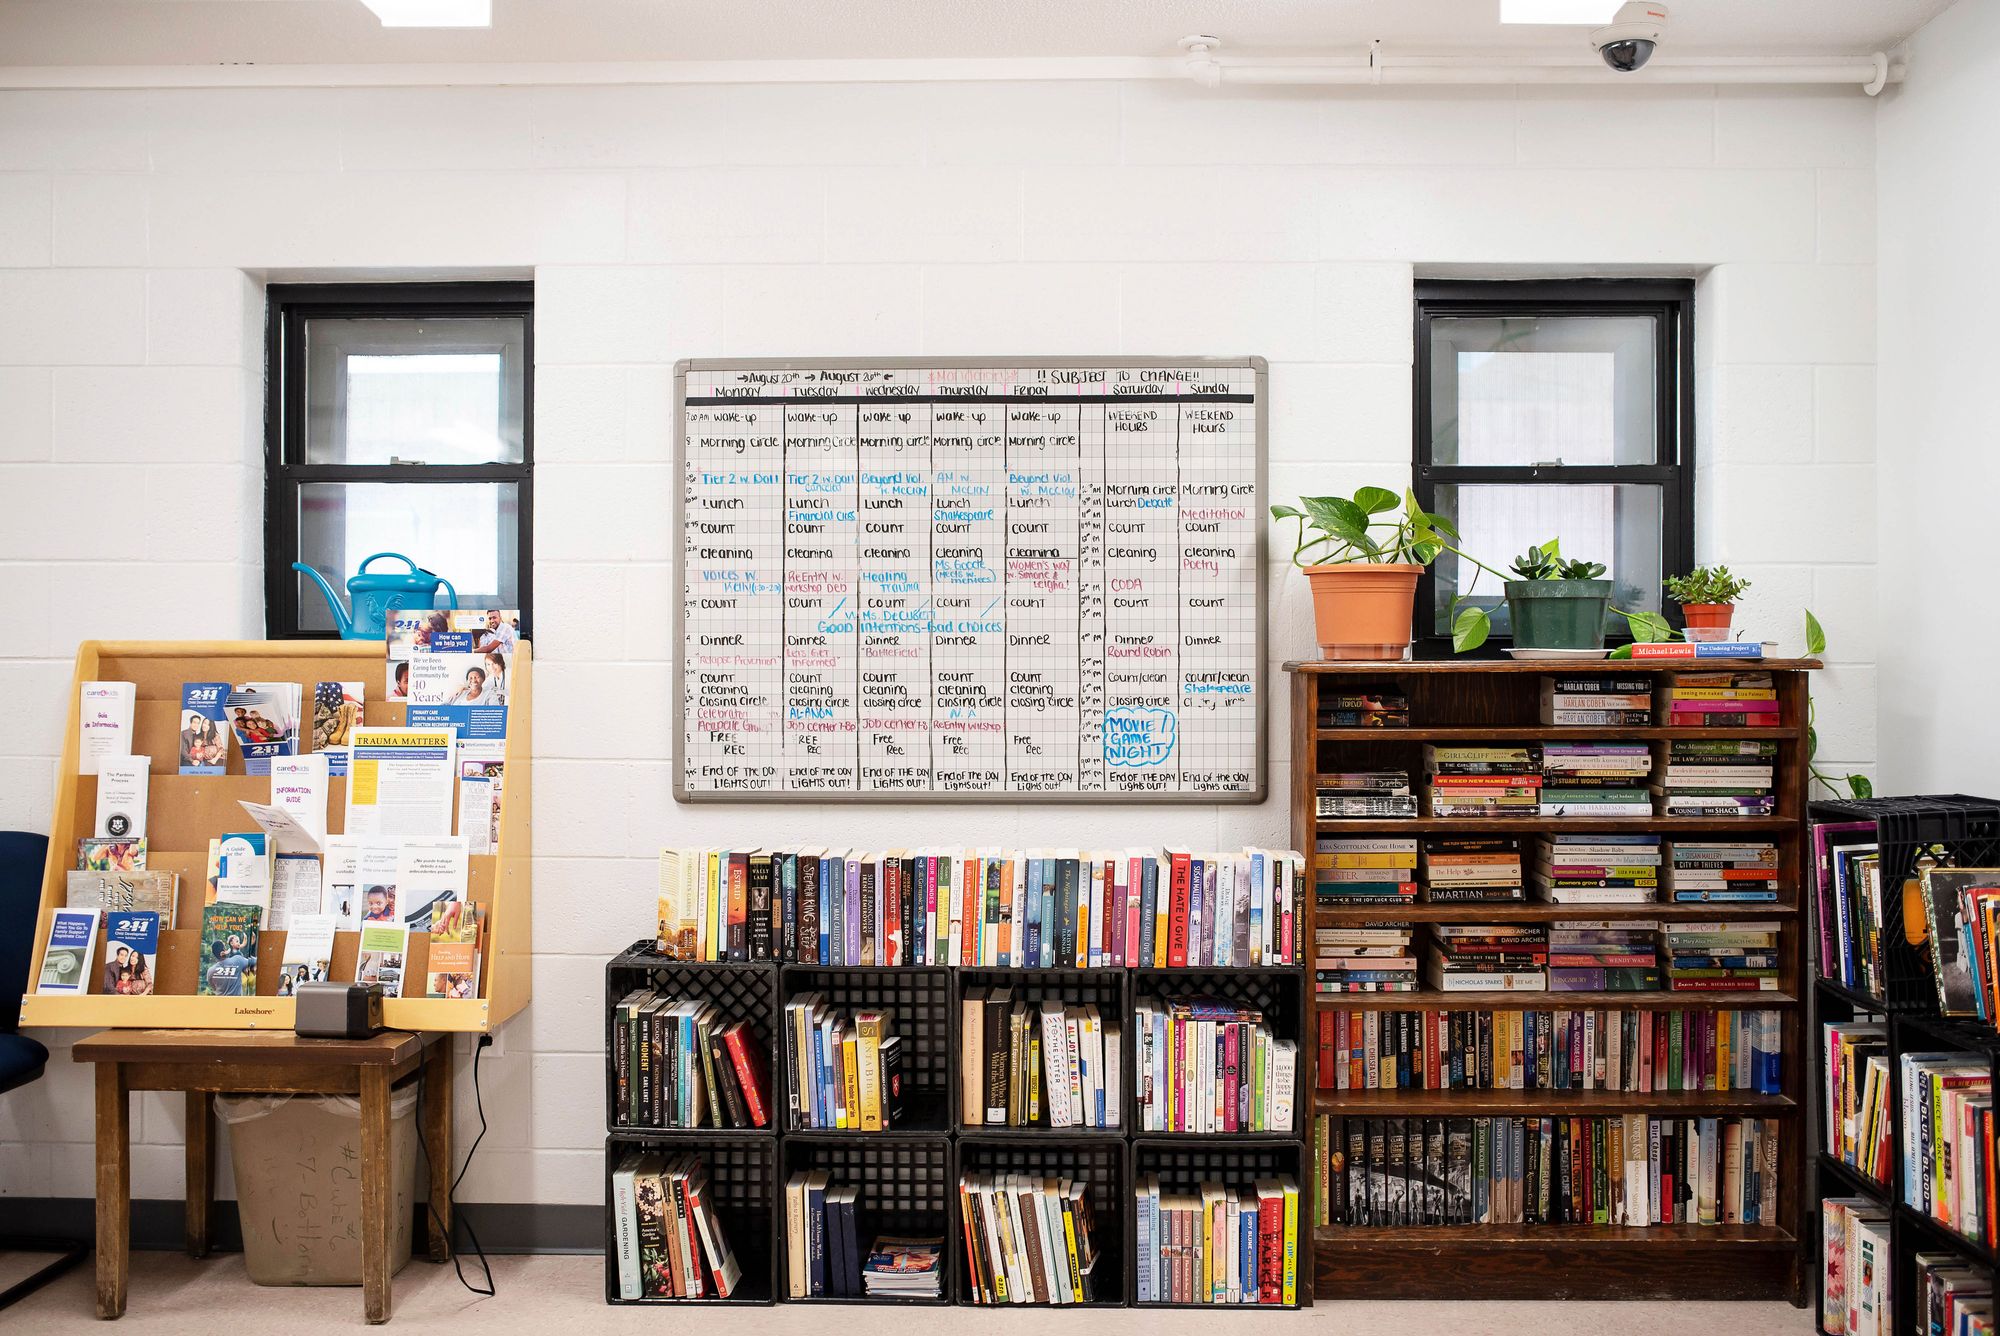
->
1662, 565, 1751, 640
1271, 488, 1448, 660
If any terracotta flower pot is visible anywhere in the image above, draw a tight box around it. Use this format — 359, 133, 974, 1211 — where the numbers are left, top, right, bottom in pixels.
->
1302, 563, 1421, 661
1680, 602, 1735, 632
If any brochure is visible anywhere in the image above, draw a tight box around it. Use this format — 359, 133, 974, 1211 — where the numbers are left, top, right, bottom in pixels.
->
36, 907, 99, 994
425, 898, 481, 999
271, 850, 323, 931
178, 682, 231, 775
205, 831, 272, 919
78, 681, 134, 775
237, 799, 322, 854
278, 913, 337, 993
312, 680, 365, 777
94, 754, 150, 839
388, 608, 517, 705
356, 922, 410, 997
224, 682, 302, 776
104, 910, 160, 996
395, 835, 469, 931
345, 728, 456, 837
77, 837, 146, 873
197, 902, 261, 996
66, 870, 178, 924
458, 773, 498, 854
269, 752, 329, 848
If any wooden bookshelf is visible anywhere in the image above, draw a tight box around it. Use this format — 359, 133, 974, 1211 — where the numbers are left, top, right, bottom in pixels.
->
1289, 658, 1817, 1303
20, 639, 532, 1033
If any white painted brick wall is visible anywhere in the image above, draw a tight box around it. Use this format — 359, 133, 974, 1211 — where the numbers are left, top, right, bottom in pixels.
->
0, 79, 1878, 1206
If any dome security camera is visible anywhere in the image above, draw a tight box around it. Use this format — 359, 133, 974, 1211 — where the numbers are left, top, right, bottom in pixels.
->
1591, 1, 1667, 72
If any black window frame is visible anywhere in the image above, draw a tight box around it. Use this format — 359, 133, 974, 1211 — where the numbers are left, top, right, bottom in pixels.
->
1411, 277, 1695, 659
263, 281, 535, 641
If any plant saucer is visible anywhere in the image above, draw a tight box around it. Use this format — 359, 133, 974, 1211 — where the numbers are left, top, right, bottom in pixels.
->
1503, 647, 1614, 661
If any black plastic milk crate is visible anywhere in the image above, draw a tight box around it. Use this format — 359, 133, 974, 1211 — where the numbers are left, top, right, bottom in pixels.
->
603, 1132, 778, 1305
1129, 967, 1305, 1138
604, 940, 781, 1130
1130, 1139, 1307, 1309
1811, 795, 2000, 1011
952, 1136, 1127, 1307
779, 1136, 954, 1304
780, 965, 952, 1132
957, 967, 1128, 1133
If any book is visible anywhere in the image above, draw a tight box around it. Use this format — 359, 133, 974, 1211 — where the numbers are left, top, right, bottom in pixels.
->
35, 907, 99, 994
178, 682, 232, 774
78, 681, 134, 775
356, 921, 411, 997
93, 754, 149, 840
197, 902, 262, 996
1626, 642, 1767, 659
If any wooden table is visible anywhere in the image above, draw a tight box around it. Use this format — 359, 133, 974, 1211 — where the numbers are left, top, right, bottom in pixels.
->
74, 1029, 452, 1324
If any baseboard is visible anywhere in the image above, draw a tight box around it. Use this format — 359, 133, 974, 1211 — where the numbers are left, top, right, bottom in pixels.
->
0, 1199, 605, 1256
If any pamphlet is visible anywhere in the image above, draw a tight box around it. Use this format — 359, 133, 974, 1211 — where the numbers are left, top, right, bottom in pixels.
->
77, 837, 146, 872
395, 835, 469, 931
271, 850, 323, 931
278, 913, 337, 994
104, 910, 160, 995
66, 870, 178, 924
205, 831, 272, 919
458, 774, 498, 854
224, 682, 302, 776
269, 753, 330, 848
425, 898, 481, 999
36, 907, 100, 994
178, 682, 231, 775
324, 837, 402, 928
312, 680, 365, 777
78, 681, 134, 776
356, 922, 410, 997
94, 754, 150, 839
237, 799, 322, 854
197, 902, 261, 996
388, 607, 517, 705
345, 728, 456, 837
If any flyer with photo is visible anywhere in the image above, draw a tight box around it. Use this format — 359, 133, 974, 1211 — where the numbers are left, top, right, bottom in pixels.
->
357, 922, 410, 997
104, 910, 160, 996
278, 913, 337, 993
178, 682, 231, 775
36, 908, 99, 994
396, 835, 469, 931
312, 680, 364, 777
225, 682, 302, 776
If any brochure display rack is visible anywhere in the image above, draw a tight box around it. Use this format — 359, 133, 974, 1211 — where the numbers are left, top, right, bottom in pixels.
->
20, 639, 532, 1032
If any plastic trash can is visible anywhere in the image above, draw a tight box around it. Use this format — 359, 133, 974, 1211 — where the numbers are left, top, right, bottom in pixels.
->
217, 1088, 419, 1286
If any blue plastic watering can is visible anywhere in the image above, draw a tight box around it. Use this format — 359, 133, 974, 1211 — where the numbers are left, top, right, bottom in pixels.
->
293, 553, 458, 640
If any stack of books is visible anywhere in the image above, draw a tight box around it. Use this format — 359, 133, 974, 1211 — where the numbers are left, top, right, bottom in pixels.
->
612, 991, 772, 1129
1313, 923, 1418, 995
959, 989, 1119, 1129
860, 1238, 944, 1300
1655, 740, 1777, 817
1314, 837, 1417, 905
610, 1151, 746, 1300
1660, 920, 1781, 992
1668, 839, 1780, 902
1539, 675, 1653, 726
1420, 837, 1524, 902
1133, 994, 1297, 1133
1538, 743, 1653, 817
1318, 685, 1409, 729
1316, 773, 1417, 819
1900, 1051, 1996, 1248
959, 1174, 1098, 1305
1920, 866, 2000, 1019
1821, 1197, 1890, 1336
1530, 833, 1663, 904
1133, 1174, 1299, 1305
1821, 1019, 1890, 1183
1424, 746, 1538, 818
1325, 1115, 1780, 1227
1316, 1006, 1784, 1093
781, 1171, 859, 1298
1547, 921, 1661, 992
1663, 671, 1780, 727
782, 997, 903, 1130
1423, 925, 1548, 992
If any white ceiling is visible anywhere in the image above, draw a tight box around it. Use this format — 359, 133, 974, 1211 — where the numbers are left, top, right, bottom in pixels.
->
0, 0, 1959, 67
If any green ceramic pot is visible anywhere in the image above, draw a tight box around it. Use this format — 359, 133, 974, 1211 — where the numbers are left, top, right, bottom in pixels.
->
1504, 579, 1613, 650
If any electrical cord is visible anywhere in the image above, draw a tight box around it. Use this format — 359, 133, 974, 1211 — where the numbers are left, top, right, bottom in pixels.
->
416, 1032, 496, 1297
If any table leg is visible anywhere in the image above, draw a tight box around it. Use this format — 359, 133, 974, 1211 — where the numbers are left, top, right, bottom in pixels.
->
421, 1039, 453, 1263
94, 1063, 130, 1320
184, 1091, 213, 1260
359, 1066, 393, 1325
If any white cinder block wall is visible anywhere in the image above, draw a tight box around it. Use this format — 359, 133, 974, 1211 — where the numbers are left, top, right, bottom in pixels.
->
0, 77, 1877, 1210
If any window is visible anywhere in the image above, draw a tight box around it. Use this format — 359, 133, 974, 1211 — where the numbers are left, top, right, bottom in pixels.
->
264, 283, 533, 639
1412, 279, 1693, 655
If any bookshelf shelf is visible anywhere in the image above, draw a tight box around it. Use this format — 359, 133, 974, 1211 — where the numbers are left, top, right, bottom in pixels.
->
1293, 659, 1816, 1305
1812, 1151, 1886, 1204
1895, 1204, 2000, 1272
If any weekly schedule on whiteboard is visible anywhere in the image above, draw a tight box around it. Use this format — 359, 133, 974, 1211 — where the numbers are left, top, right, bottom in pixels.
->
674, 358, 1266, 801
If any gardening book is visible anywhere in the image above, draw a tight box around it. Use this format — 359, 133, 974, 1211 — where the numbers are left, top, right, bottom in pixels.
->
178, 682, 231, 775
104, 910, 159, 996
35, 907, 99, 995
197, 902, 261, 997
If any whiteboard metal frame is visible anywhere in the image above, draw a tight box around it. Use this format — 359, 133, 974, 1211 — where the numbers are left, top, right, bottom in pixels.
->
672, 355, 1269, 804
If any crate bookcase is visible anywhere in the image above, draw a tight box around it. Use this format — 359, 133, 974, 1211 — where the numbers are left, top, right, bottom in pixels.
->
20, 639, 533, 1033
1805, 795, 2000, 1336
1290, 659, 1818, 1303
603, 928, 1310, 1307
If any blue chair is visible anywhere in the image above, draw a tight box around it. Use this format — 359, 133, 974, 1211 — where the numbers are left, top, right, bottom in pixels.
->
0, 830, 90, 1309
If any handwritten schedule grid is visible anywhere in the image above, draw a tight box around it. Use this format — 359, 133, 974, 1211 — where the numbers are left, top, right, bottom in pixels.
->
678, 362, 1262, 800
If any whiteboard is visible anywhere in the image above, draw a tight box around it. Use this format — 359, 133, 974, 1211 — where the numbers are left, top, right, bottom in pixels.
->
674, 357, 1266, 802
